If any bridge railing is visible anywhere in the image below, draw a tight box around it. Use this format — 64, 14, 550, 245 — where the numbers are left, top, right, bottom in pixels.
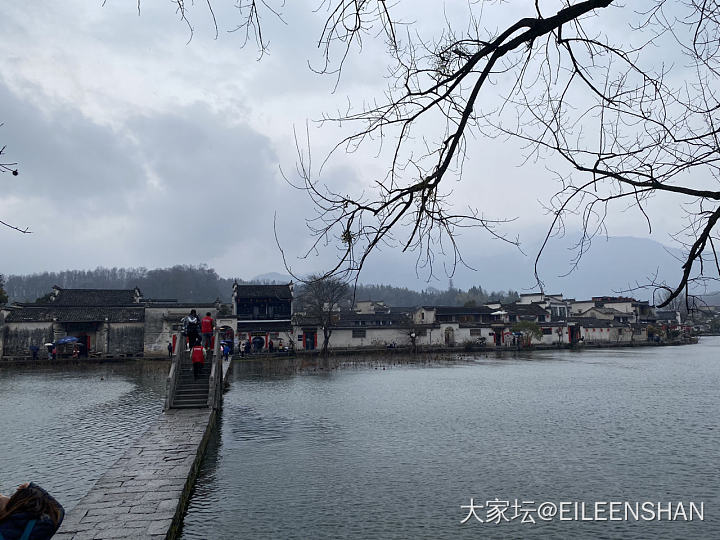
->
164, 332, 184, 411
207, 329, 223, 410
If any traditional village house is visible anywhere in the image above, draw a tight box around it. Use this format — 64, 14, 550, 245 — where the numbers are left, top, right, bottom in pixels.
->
233, 282, 294, 351
569, 317, 636, 344
517, 292, 570, 321
571, 296, 656, 324
303, 309, 416, 349
0, 286, 226, 358
1, 286, 146, 357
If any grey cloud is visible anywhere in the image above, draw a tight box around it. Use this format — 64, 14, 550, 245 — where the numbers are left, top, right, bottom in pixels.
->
125, 103, 281, 261
0, 80, 145, 209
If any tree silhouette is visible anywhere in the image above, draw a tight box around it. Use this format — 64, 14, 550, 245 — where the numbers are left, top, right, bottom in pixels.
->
175, 1, 720, 308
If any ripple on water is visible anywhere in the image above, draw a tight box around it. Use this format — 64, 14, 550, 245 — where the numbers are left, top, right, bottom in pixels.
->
181, 339, 720, 540
0, 362, 168, 509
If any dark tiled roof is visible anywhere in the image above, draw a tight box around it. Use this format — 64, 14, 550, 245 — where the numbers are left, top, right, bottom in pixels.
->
47, 288, 140, 306
388, 306, 416, 313
234, 284, 292, 299
435, 306, 495, 315
568, 317, 630, 328
6, 306, 145, 323
339, 311, 411, 323
505, 303, 549, 316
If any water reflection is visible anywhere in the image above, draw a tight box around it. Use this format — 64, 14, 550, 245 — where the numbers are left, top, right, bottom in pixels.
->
181, 339, 720, 539
0, 361, 168, 509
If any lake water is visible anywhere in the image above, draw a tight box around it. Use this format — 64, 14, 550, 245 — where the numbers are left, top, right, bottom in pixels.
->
180, 339, 720, 539
2, 343, 718, 539
0, 361, 168, 509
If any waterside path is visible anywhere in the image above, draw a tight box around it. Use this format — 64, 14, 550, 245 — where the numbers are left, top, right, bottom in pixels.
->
56, 360, 232, 540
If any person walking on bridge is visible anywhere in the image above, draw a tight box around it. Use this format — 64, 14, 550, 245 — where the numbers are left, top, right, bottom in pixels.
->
183, 309, 201, 349
191, 344, 205, 380
201, 312, 215, 351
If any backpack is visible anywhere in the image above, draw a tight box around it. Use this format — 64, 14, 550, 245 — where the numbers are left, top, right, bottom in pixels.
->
185, 315, 199, 333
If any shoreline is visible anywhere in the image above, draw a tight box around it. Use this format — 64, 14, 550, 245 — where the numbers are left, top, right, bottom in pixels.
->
0, 336, 700, 366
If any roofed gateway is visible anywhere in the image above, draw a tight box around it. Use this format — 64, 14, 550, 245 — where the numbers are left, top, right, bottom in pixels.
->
232, 282, 294, 351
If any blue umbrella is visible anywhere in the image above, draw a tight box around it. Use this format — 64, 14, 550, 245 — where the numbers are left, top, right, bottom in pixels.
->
56, 336, 79, 345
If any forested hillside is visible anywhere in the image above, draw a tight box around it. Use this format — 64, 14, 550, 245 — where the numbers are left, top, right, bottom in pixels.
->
5, 266, 519, 307
5, 265, 238, 303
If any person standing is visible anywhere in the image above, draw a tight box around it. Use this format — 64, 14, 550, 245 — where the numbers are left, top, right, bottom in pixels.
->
191, 344, 205, 380
222, 342, 230, 361
29, 345, 39, 361
201, 312, 215, 351
167, 341, 173, 358
183, 309, 201, 349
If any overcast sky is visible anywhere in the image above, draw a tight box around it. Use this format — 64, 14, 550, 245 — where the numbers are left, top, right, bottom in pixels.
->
0, 1, 700, 297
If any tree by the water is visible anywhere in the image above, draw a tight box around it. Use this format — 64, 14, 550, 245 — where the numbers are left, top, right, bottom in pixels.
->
511, 321, 543, 347
299, 275, 351, 356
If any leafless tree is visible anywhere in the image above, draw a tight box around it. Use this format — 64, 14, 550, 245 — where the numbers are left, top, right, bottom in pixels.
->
107, 2, 720, 305
0, 130, 29, 233
299, 274, 350, 355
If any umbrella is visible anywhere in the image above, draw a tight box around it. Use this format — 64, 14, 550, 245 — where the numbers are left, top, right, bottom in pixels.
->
56, 336, 79, 345
44, 342, 54, 346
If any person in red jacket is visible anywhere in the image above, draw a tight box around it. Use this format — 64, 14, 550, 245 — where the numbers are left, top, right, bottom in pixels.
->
191, 345, 205, 380
201, 312, 215, 351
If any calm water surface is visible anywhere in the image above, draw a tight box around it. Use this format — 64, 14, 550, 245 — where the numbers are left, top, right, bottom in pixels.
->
0, 361, 168, 509
181, 339, 720, 539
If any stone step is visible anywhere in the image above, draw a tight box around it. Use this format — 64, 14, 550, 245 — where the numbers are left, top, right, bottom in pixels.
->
175, 391, 209, 399
176, 385, 209, 392
175, 385, 209, 392
172, 396, 208, 403
173, 396, 208, 403
171, 402, 209, 409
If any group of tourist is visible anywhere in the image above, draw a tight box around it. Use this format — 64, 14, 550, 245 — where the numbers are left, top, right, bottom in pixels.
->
181, 309, 215, 350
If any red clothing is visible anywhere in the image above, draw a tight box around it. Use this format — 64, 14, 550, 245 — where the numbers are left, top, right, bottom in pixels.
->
191, 346, 205, 364
201, 316, 214, 334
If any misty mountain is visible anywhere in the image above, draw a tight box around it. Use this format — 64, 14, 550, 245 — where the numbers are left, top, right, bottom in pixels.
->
251, 272, 293, 284
357, 235, 689, 302
3, 236, 703, 305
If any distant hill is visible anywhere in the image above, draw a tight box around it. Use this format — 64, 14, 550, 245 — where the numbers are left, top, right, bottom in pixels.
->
5, 265, 518, 307
4, 265, 238, 304
356, 235, 689, 302
5, 236, 705, 305
250, 272, 293, 284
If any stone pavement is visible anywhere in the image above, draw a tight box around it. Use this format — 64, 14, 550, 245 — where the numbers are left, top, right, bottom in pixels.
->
55, 408, 212, 540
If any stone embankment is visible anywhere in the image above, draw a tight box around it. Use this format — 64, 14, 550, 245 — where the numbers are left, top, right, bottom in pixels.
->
56, 359, 232, 540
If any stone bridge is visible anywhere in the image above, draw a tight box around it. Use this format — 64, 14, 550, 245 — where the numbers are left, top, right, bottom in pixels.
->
56, 332, 231, 540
